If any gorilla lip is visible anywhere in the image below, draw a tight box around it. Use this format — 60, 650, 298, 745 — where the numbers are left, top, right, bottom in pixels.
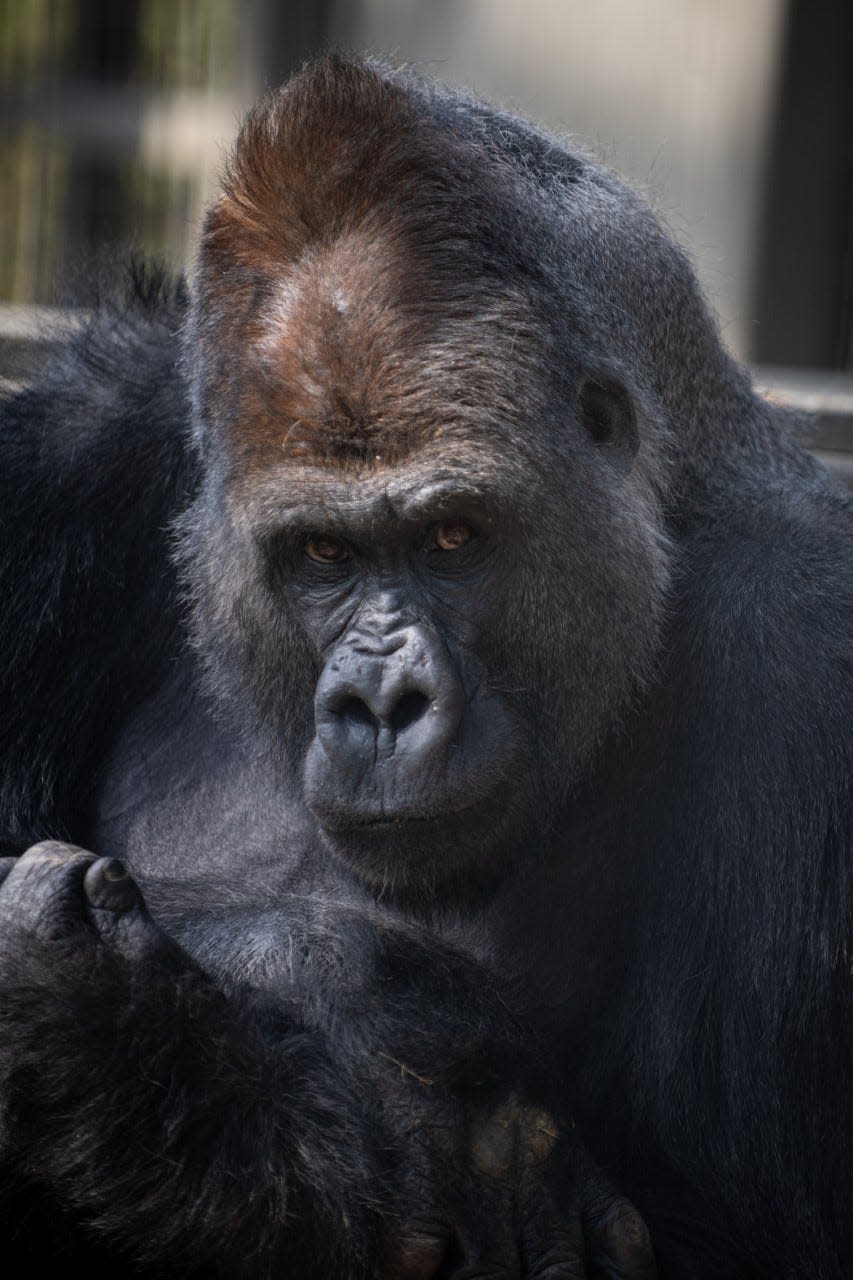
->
311, 794, 486, 832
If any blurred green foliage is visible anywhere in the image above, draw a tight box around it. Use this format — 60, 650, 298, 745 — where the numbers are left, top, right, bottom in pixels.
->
138, 0, 237, 89
0, 0, 239, 302
0, 0, 73, 84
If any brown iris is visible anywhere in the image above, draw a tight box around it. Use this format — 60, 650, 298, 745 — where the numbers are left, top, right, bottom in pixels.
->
305, 535, 349, 564
435, 522, 473, 552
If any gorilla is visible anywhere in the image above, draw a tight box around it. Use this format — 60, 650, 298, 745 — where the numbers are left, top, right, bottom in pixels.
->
1, 54, 851, 1280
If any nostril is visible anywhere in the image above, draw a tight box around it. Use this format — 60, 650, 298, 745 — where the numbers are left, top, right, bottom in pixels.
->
390, 689, 430, 734
337, 696, 378, 731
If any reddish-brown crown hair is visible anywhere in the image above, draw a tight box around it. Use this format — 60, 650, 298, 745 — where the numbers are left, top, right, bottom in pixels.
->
190, 55, 552, 475
210, 56, 419, 264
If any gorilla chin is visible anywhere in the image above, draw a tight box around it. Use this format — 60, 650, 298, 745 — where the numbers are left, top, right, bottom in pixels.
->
316, 804, 530, 895
306, 767, 535, 892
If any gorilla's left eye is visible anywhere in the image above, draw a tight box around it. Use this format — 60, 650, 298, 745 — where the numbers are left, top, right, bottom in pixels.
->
305, 534, 350, 564
434, 522, 474, 552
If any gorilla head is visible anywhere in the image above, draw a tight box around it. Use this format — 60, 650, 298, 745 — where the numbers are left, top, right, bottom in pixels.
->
177, 56, 680, 893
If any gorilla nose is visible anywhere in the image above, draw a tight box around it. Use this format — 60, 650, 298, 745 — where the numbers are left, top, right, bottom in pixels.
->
338, 688, 431, 736
314, 624, 464, 768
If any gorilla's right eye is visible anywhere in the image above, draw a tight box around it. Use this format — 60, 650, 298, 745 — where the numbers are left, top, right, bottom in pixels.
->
305, 535, 350, 564
435, 522, 474, 552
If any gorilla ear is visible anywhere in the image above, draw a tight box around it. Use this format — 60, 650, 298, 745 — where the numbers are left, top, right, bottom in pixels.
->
577, 374, 639, 471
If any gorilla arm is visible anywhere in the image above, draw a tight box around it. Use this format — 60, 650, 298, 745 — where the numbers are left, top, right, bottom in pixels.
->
0, 268, 195, 857
0, 845, 653, 1280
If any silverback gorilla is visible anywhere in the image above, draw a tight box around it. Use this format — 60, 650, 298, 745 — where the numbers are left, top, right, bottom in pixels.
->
1, 54, 852, 1279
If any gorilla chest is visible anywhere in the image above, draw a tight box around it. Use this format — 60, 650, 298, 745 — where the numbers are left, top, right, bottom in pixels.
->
90, 680, 320, 889
89, 677, 623, 1036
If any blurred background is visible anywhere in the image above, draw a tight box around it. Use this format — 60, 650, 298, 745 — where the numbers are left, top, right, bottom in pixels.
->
1, 0, 851, 370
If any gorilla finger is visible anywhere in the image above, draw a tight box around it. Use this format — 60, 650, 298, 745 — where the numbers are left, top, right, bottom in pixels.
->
519, 1194, 586, 1280
84, 856, 160, 959
572, 1153, 655, 1280
451, 1215, 523, 1279
84, 858, 200, 971
584, 1197, 656, 1280
0, 841, 96, 939
387, 1225, 451, 1279
523, 1237, 587, 1280
19, 839, 95, 865
0, 857, 17, 889
84, 857, 145, 915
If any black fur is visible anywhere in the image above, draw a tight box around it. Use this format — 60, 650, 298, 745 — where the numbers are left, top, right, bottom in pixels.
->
0, 263, 195, 850
1, 55, 851, 1279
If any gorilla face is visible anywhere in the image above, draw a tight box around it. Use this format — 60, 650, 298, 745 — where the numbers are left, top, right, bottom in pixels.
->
181, 377, 669, 895
179, 75, 674, 894
269, 459, 535, 887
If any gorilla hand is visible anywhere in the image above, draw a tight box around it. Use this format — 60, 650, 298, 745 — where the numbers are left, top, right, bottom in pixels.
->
383, 1079, 656, 1280
0, 842, 381, 1277
287, 915, 656, 1280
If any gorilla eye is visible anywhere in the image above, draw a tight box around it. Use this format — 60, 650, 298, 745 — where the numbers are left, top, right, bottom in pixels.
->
434, 522, 473, 552
305, 535, 350, 564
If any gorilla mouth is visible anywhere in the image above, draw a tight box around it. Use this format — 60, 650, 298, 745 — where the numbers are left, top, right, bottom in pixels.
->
314, 793, 486, 833
313, 782, 528, 896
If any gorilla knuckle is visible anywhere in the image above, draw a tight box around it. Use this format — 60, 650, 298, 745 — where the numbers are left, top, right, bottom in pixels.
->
22, 840, 93, 865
